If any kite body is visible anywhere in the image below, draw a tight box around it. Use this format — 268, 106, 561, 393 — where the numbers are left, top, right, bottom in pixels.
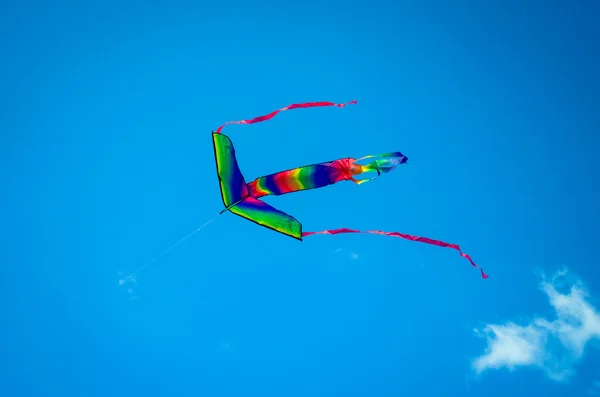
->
212, 132, 406, 240
247, 158, 357, 199
247, 153, 407, 198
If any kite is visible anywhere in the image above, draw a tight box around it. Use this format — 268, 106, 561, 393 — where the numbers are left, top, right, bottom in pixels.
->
212, 100, 488, 279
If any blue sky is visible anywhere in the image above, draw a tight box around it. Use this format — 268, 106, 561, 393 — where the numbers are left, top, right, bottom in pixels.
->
1, 0, 599, 396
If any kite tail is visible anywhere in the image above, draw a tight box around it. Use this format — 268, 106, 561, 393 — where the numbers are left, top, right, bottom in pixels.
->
302, 228, 488, 279
350, 152, 408, 184
214, 100, 358, 134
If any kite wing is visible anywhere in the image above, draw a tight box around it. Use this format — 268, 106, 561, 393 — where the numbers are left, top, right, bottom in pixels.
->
212, 133, 248, 208
229, 197, 302, 240
212, 132, 302, 240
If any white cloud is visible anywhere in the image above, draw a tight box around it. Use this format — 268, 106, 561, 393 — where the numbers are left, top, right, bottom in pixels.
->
117, 272, 138, 300
333, 248, 360, 260
472, 269, 600, 382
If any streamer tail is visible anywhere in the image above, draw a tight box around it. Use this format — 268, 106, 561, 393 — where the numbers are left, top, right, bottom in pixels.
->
214, 100, 357, 134
302, 228, 488, 279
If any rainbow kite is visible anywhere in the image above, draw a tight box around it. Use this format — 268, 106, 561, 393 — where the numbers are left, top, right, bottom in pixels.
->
213, 101, 487, 279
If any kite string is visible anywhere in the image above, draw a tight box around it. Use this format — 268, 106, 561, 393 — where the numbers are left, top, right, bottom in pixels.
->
125, 213, 221, 279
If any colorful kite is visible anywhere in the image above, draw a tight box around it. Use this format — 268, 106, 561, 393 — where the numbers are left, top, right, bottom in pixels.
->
213, 100, 487, 279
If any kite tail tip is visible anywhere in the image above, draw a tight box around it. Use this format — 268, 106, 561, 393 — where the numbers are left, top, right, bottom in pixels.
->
481, 269, 489, 279
338, 100, 358, 107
